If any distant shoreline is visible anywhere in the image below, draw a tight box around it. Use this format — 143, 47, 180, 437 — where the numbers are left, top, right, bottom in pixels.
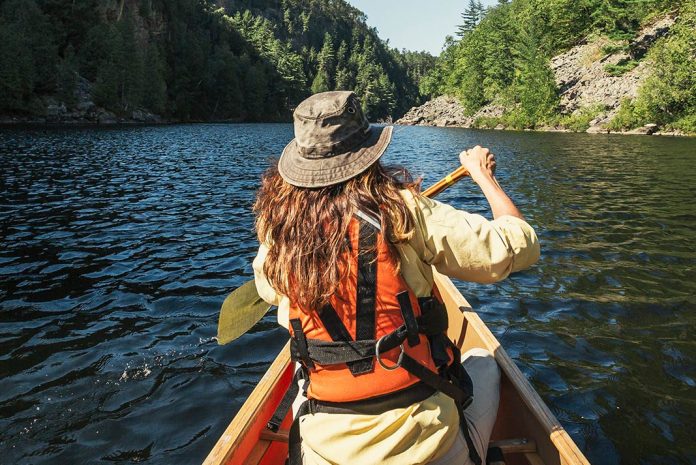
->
1, 118, 691, 137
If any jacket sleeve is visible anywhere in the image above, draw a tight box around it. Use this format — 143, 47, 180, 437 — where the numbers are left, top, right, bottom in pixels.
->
252, 243, 290, 328
406, 192, 540, 284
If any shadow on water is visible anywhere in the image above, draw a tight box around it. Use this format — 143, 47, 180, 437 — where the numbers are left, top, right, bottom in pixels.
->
0, 125, 694, 464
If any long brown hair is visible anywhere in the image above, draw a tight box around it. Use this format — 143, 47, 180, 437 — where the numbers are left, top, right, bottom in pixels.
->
254, 162, 419, 312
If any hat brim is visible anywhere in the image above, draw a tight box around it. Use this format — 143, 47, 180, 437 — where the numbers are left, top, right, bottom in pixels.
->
278, 125, 393, 188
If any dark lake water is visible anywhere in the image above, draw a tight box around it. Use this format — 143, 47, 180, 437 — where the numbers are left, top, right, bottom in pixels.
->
1, 124, 694, 465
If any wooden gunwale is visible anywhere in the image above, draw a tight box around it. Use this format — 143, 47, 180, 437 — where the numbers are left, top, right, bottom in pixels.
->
203, 272, 590, 465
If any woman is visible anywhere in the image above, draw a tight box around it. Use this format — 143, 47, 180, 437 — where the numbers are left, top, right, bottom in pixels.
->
253, 91, 539, 465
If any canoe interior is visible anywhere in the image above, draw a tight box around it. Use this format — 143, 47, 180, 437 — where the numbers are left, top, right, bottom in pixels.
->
204, 273, 590, 465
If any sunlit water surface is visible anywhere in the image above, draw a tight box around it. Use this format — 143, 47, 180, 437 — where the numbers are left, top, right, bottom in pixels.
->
1, 124, 694, 464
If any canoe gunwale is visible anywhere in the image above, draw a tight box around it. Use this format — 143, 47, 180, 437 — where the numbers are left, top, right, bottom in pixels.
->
203, 272, 590, 465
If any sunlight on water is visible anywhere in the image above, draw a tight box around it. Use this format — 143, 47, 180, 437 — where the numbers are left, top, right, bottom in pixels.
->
1, 124, 694, 464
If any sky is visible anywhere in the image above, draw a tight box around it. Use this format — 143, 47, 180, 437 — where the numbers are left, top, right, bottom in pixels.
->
345, 0, 498, 55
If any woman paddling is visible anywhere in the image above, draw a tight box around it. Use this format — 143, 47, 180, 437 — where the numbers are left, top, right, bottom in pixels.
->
252, 91, 539, 465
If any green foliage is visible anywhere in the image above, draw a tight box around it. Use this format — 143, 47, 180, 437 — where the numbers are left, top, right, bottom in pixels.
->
142, 45, 167, 115
457, 0, 486, 37
0, 0, 432, 121
601, 41, 629, 55
608, 2, 696, 133
604, 59, 639, 76
57, 45, 78, 105
511, 19, 559, 126
558, 105, 605, 131
426, 0, 692, 132
606, 98, 641, 130
0, 0, 57, 112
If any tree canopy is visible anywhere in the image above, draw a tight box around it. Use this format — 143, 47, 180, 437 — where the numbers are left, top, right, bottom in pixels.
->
0, 0, 433, 122
423, 0, 692, 131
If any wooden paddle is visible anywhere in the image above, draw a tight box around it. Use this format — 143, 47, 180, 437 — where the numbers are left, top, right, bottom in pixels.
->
217, 164, 470, 345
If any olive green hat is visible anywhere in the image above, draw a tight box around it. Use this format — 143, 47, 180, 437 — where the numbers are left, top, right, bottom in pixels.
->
278, 91, 393, 188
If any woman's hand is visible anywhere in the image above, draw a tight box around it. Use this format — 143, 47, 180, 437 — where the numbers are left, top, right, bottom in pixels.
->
459, 145, 496, 183
459, 146, 524, 220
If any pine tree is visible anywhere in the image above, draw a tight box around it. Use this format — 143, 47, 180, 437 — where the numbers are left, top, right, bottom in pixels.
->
457, 0, 482, 37
0, 23, 35, 111
311, 69, 330, 93
512, 19, 558, 126
142, 44, 167, 115
591, 0, 638, 37
476, 1, 486, 22
57, 44, 78, 105
316, 32, 336, 89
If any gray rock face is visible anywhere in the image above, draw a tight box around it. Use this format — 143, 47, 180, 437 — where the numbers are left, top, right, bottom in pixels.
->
397, 96, 473, 127
97, 111, 118, 124
551, 14, 674, 120
397, 15, 677, 135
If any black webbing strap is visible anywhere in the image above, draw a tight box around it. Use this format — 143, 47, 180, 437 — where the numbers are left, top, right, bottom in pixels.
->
399, 353, 471, 406
396, 291, 420, 347
289, 328, 408, 365
289, 318, 314, 369
267, 368, 305, 432
352, 218, 377, 374
417, 296, 449, 335
317, 304, 372, 375
317, 304, 353, 341
287, 400, 309, 465
306, 382, 436, 416
487, 446, 504, 464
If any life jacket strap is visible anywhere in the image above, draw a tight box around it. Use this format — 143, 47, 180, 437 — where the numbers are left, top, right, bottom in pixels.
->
353, 218, 377, 373
266, 367, 307, 433
289, 318, 314, 369
317, 303, 374, 375
397, 291, 420, 347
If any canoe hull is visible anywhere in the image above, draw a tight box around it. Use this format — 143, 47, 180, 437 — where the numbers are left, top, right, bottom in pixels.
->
204, 272, 590, 465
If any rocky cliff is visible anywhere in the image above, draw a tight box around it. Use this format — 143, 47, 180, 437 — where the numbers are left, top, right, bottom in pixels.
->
397, 16, 684, 135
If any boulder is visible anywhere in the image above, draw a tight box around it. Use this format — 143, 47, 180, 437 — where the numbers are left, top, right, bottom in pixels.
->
627, 123, 659, 135
97, 111, 117, 124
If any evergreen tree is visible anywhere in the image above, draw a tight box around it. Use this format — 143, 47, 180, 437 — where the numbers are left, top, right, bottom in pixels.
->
0, 0, 56, 111
457, 0, 483, 37
57, 44, 78, 105
311, 69, 331, 93
317, 32, 336, 88
591, 0, 639, 36
512, 19, 558, 126
0, 24, 36, 111
142, 44, 167, 115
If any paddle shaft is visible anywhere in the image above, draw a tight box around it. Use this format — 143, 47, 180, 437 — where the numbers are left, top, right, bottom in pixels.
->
422, 165, 469, 198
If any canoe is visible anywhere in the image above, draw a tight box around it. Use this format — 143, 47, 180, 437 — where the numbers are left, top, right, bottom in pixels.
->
204, 272, 591, 465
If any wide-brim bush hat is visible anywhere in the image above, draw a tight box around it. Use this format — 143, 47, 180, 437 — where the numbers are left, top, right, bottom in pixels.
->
278, 91, 393, 188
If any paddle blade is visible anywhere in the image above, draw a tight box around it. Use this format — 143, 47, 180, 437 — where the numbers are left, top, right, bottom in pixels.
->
217, 279, 272, 345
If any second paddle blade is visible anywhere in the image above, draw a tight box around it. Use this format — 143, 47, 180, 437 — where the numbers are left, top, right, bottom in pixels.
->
217, 279, 271, 345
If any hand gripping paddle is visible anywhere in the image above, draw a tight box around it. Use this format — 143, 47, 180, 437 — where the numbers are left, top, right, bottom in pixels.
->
216, 165, 469, 345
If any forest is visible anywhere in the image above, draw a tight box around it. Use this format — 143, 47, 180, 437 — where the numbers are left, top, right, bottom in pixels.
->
423, 0, 695, 133
0, 0, 435, 122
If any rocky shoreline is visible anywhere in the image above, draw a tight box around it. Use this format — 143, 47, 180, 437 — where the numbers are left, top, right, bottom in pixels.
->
397, 16, 689, 137
0, 76, 165, 126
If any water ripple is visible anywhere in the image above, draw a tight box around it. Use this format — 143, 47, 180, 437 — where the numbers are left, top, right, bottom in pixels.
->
1, 125, 694, 464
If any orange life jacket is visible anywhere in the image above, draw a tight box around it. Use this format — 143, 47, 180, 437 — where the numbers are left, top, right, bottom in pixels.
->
276, 211, 481, 465
287, 213, 451, 403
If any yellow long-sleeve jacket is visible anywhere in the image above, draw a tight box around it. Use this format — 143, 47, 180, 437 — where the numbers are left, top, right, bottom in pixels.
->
253, 190, 540, 464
